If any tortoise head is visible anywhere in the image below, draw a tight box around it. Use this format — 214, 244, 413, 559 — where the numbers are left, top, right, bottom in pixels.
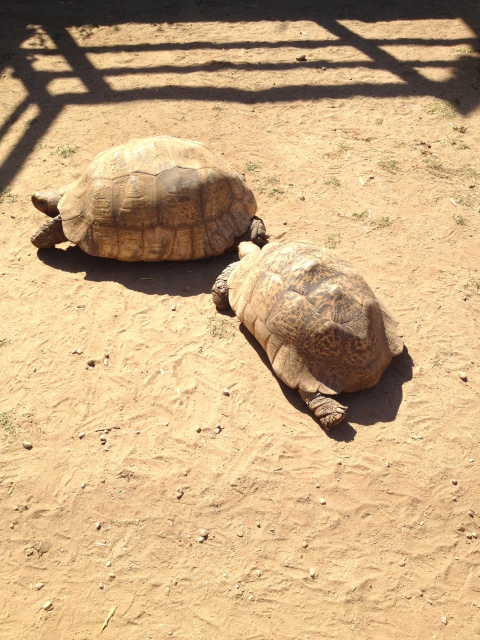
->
31, 191, 62, 217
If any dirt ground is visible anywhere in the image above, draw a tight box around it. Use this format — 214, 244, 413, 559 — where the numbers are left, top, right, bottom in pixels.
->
1, 1, 480, 638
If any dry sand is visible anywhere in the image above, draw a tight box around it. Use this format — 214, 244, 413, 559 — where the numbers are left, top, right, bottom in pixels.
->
1, 1, 480, 638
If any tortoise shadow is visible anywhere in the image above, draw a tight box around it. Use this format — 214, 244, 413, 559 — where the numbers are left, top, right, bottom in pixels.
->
36, 245, 234, 297
237, 323, 413, 441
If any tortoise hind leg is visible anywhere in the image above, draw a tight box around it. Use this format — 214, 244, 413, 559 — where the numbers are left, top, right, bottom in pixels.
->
31, 215, 68, 249
232, 215, 268, 249
299, 389, 347, 430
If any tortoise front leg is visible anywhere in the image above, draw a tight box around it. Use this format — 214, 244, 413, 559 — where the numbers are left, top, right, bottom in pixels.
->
299, 389, 347, 430
31, 215, 68, 249
212, 262, 238, 310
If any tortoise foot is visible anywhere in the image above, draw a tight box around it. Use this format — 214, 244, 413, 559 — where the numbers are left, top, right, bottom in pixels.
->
31, 215, 67, 249
299, 389, 347, 430
212, 262, 238, 309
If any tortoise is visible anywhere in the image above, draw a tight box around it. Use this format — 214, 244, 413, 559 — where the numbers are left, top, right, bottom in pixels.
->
212, 241, 403, 430
30, 136, 267, 261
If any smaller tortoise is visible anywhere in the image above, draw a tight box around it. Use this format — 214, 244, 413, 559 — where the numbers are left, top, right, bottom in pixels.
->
31, 136, 266, 261
212, 241, 403, 429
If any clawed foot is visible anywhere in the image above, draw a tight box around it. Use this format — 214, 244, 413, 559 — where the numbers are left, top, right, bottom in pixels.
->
212, 263, 238, 309
299, 389, 347, 430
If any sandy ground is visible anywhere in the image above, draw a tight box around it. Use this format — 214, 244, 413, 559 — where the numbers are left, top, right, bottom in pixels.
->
1, 1, 480, 638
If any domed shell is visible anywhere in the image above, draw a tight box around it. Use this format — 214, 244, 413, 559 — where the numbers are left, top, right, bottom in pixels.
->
58, 137, 257, 261
227, 241, 403, 395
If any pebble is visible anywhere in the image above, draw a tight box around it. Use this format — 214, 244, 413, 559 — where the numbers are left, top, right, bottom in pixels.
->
176, 488, 184, 499
95, 522, 101, 530
100, 436, 107, 445
214, 425, 222, 434
195, 426, 202, 433
458, 371, 467, 381
42, 601, 53, 611
442, 616, 447, 625
399, 558, 406, 567
222, 388, 230, 396
25, 548, 35, 557
256, 521, 261, 528
319, 498, 326, 505
296, 54, 307, 61
248, 594, 254, 601
302, 541, 308, 548
237, 531, 244, 537
36, 582, 44, 590
255, 569, 261, 577
106, 560, 111, 567
473, 532, 477, 539
80, 483, 86, 489
197, 536, 205, 543
468, 510, 474, 517
87, 359, 95, 367
469, 458, 474, 463
451, 479, 458, 486
309, 568, 316, 579
22, 441, 33, 450
109, 572, 115, 579
198, 528, 209, 539
170, 305, 176, 311
457, 525, 465, 532
78, 432, 85, 439
99, 582, 104, 589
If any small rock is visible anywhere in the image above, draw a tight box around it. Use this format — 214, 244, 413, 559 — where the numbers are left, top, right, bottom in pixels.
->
100, 436, 107, 444
399, 558, 406, 567
458, 371, 467, 381
109, 572, 115, 579
256, 521, 261, 528
255, 569, 261, 577
87, 359, 95, 367
135, 430, 140, 435
214, 425, 222, 434
198, 528, 209, 538
442, 616, 447, 625
170, 305, 176, 311
222, 388, 230, 396
197, 536, 205, 543
36, 582, 44, 590
248, 594, 254, 601
80, 483, 86, 489
302, 541, 308, 548
78, 432, 85, 439
99, 582, 104, 589
472, 531, 477, 539
22, 441, 33, 450
95, 522, 101, 530
457, 525, 465, 532
42, 601, 53, 611
319, 498, 326, 505
468, 510, 474, 517
237, 531, 244, 537
176, 488, 184, 499
195, 426, 202, 433
466, 532, 473, 539
25, 548, 35, 557
451, 479, 458, 486
296, 54, 307, 61
106, 560, 111, 567
309, 567, 316, 579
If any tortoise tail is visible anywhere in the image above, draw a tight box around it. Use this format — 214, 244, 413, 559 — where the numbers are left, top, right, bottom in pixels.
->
31, 215, 68, 249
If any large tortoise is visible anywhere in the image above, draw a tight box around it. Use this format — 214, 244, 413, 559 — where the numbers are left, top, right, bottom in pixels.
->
212, 241, 403, 429
30, 136, 266, 261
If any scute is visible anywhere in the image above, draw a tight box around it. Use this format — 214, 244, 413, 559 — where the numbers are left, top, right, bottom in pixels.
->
56, 136, 257, 261
227, 241, 403, 395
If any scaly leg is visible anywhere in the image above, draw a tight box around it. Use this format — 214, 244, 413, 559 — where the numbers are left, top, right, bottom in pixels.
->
299, 389, 347, 430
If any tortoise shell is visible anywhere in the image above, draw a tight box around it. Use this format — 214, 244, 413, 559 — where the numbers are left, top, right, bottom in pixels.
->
58, 136, 257, 261
226, 241, 403, 395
